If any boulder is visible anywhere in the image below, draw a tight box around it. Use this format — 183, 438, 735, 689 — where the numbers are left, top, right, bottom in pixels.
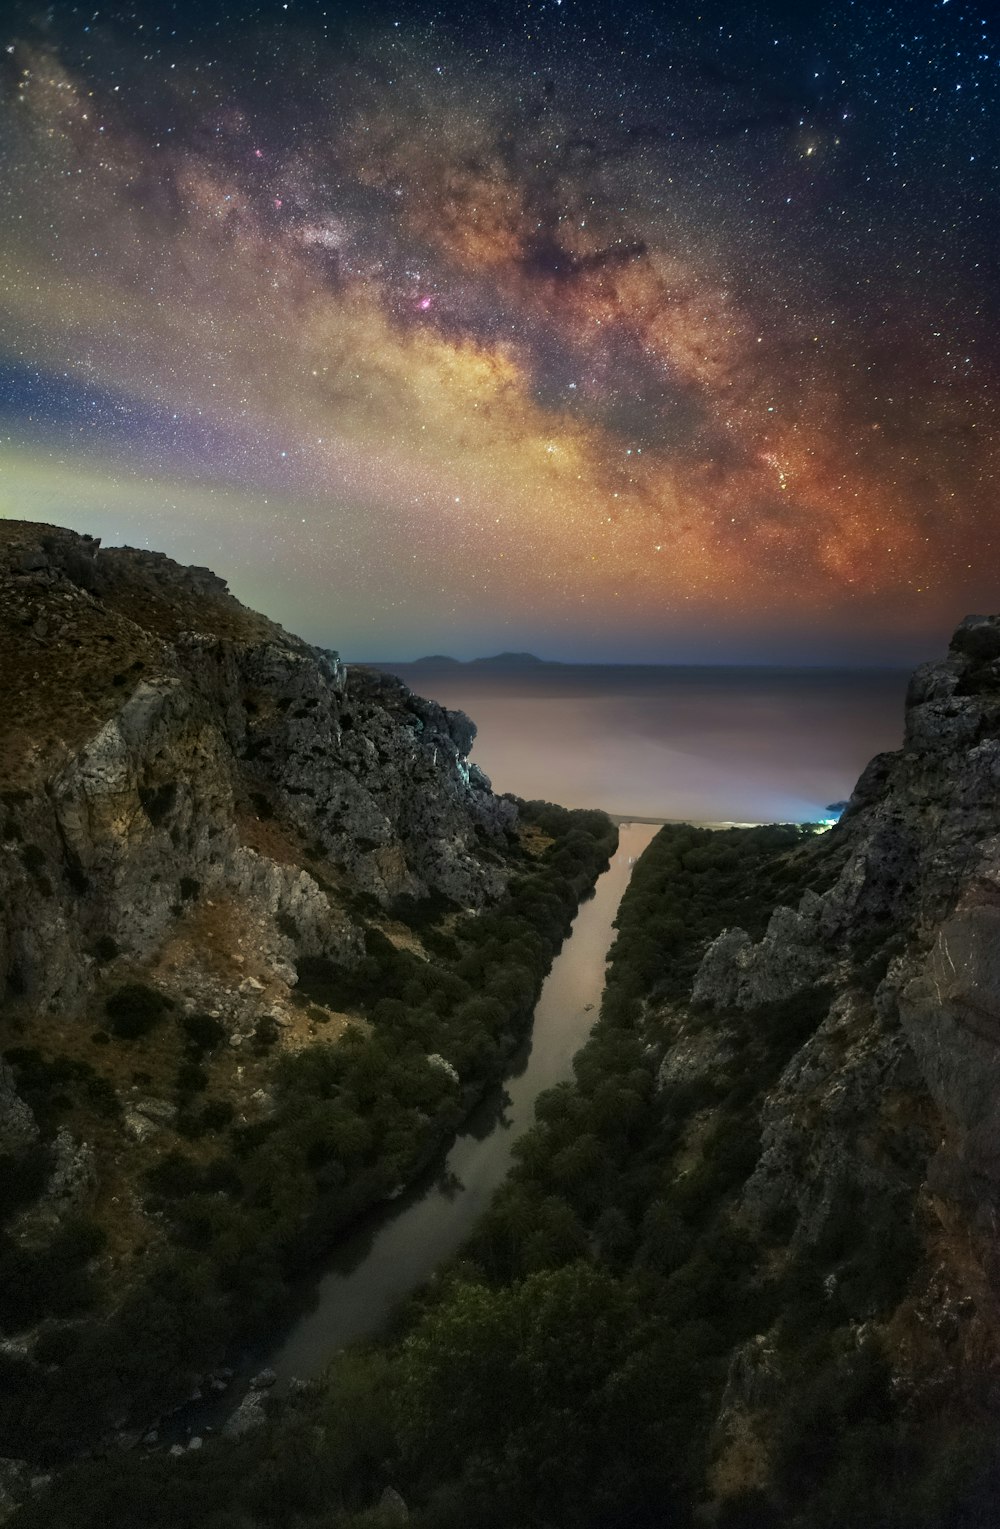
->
222, 1390, 269, 1438
378, 1486, 409, 1523
0, 1062, 37, 1155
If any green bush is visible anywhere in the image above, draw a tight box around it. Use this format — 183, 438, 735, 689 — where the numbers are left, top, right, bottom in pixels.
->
176, 1060, 209, 1096
105, 983, 173, 1039
0, 1142, 51, 1226
200, 1098, 235, 1131
251, 1014, 280, 1054
0, 1216, 105, 1334
139, 781, 177, 827
180, 1012, 226, 1054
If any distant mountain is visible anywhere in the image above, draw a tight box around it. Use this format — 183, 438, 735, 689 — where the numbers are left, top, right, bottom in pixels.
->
469, 652, 550, 668
393, 652, 553, 669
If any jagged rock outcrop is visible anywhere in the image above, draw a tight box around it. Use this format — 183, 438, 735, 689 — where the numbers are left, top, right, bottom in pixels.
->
693, 892, 829, 1010
688, 613, 1000, 1223
738, 991, 927, 1244
0, 1061, 37, 1155
644, 616, 1000, 1514
42, 1128, 96, 1212
0, 521, 517, 1029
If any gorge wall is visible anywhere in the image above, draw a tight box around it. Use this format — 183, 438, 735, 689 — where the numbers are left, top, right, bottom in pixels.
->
0, 519, 515, 1036
0, 521, 622, 1487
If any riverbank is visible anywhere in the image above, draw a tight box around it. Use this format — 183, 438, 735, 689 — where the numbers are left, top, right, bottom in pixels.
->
18, 820, 837, 1527
159, 822, 656, 1446
0, 801, 617, 1474
268, 821, 659, 1384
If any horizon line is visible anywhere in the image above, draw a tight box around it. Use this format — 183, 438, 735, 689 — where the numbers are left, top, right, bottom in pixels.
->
349, 654, 916, 672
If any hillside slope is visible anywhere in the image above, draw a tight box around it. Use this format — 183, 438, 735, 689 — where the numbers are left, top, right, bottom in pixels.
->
40, 608, 993, 1529
0, 521, 617, 1485
0, 520, 515, 1026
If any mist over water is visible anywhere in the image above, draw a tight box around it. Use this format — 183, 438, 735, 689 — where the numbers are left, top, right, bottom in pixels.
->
373, 664, 911, 823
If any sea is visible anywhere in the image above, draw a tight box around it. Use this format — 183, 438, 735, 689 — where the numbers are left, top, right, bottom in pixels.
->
364, 661, 912, 825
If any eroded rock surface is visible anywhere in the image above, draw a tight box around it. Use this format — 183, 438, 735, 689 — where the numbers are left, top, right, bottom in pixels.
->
689, 613, 1000, 1216
0, 521, 517, 1038
650, 616, 1000, 1511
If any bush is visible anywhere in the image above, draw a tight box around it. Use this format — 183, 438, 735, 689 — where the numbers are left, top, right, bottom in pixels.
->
139, 782, 177, 827
251, 1015, 280, 1054
4, 1048, 119, 1132
105, 983, 173, 1039
201, 1099, 235, 1131
180, 1012, 226, 1055
0, 1143, 51, 1226
0, 1216, 105, 1333
176, 1060, 209, 1096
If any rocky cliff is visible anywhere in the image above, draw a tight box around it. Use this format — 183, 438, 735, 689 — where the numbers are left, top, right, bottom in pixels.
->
1, 519, 515, 1029
0, 519, 530, 1444
0, 521, 624, 1496
694, 613, 1000, 1227
670, 613, 1000, 1511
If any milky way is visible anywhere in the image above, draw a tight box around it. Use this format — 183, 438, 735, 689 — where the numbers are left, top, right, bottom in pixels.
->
1, 0, 998, 661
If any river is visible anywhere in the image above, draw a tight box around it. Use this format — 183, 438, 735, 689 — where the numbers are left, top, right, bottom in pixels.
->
265, 820, 659, 1383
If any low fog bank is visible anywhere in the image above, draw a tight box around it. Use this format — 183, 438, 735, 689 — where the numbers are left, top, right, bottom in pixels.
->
372, 664, 910, 823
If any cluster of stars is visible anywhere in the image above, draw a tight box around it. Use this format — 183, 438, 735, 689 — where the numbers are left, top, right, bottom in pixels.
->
0, 0, 998, 661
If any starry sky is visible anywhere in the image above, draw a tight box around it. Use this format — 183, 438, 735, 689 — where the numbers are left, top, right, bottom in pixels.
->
1, 0, 998, 664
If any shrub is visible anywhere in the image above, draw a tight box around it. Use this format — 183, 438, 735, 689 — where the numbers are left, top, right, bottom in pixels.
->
0, 1143, 51, 1226
105, 983, 173, 1039
139, 782, 177, 827
180, 1012, 226, 1055
0, 1216, 105, 1333
251, 1015, 280, 1054
200, 1099, 235, 1131
91, 935, 120, 965
176, 1060, 208, 1096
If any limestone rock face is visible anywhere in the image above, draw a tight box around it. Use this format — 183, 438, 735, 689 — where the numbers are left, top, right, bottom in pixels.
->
897, 863, 1000, 1203
42, 1128, 97, 1213
0, 521, 518, 1023
221, 1389, 269, 1439
685, 610, 1000, 1224
737, 991, 927, 1245
690, 929, 751, 1010
0, 1061, 37, 1155
693, 894, 829, 1011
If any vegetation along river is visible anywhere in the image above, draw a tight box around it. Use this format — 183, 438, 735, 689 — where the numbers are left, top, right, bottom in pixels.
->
266, 820, 660, 1384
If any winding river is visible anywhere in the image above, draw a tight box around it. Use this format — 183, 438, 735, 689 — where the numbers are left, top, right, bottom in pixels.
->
265, 820, 659, 1383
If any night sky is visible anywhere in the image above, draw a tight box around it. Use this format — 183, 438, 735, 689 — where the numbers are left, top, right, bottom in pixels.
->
1, 0, 998, 663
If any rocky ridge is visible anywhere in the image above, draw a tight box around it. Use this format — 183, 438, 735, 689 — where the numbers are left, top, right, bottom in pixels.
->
0, 519, 520, 1325
669, 613, 1000, 1500
1, 521, 515, 1026
693, 613, 1000, 1221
